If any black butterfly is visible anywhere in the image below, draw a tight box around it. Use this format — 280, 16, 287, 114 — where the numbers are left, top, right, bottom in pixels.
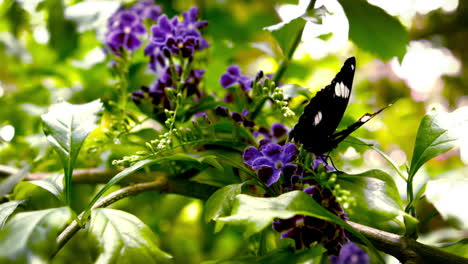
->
289, 57, 386, 155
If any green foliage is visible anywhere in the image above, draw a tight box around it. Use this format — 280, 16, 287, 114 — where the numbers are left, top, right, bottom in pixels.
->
336, 170, 403, 224
217, 191, 383, 262
0, 200, 24, 229
44, 0, 79, 60
88, 208, 173, 264
264, 17, 306, 59
84, 153, 220, 221
425, 168, 468, 229
440, 239, 468, 258
29, 173, 65, 202
205, 247, 324, 264
204, 183, 244, 232
41, 100, 103, 204
0, 207, 72, 263
0, 165, 30, 197
409, 110, 458, 180
339, 0, 408, 61
0, 0, 466, 263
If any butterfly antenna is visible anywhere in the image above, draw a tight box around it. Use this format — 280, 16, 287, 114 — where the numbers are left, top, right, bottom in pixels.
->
323, 154, 343, 173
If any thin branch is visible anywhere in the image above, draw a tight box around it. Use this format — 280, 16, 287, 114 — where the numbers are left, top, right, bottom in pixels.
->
51, 179, 168, 258
348, 221, 468, 264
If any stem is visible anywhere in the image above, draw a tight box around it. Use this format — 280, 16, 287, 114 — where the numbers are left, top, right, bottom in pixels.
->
65, 163, 72, 206
405, 174, 416, 216
51, 179, 167, 259
348, 221, 468, 264
272, 0, 316, 84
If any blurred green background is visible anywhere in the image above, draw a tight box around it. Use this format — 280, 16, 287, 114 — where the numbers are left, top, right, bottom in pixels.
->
0, 0, 467, 263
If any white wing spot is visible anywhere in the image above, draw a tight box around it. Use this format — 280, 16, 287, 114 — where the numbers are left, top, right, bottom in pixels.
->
335, 82, 349, 98
335, 83, 342, 97
313, 111, 322, 126
342, 83, 349, 98
360, 115, 371, 122
351, 64, 354, 70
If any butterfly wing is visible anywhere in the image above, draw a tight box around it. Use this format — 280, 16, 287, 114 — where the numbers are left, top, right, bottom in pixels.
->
328, 106, 388, 149
290, 57, 356, 154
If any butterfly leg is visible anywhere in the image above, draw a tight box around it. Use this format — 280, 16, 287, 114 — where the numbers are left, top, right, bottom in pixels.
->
313, 155, 341, 172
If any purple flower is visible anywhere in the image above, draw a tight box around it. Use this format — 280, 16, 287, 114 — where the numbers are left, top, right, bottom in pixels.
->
146, 6, 209, 66
182, 6, 208, 31
272, 182, 348, 254
254, 123, 288, 143
145, 42, 166, 71
330, 242, 369, 264
271, 123, 287, 139
215, 106, 229, 117
220, 65, 253, 91
243, 142, 299, 186
131, 0, 162, 21
312, 156, 335, 171
131, 66, 205, 114
106, 10, 147, 54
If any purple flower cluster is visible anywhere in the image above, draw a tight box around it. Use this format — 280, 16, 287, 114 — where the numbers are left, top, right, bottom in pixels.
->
254, 122, 288, 145
220, 65, 253, 91
215, 106, 255, 128
126, 6, 209, 123
272, 180, 348, 254
242, 133, 349, 255
243, 142, 299, 186
330, 242, 370, 264
132, 67, 205, 112
132, 0, 162, 21
146, 7, 209, 71
105, 0, 162, 55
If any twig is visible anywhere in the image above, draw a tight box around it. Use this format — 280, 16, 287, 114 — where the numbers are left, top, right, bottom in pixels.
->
348, 221, 468, 264
51, 179, 167, 258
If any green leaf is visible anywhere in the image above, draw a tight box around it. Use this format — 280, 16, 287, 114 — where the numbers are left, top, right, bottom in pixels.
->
204, 247, 323, 264
0, 200, 24, 230
264, 16, 306, 58
425, 168, 468, 229
440, 239, 468, 258
41, 99, 103, 204
409, 110, 458, 180
217, 191, 383, 263
0, 165, 30, 196
0, 207, 72, 263
89, 208, 172, 264
205, 183, 244, 223
29, 173, 65, 202
83, 159, 154, 220
339, 0, 408, 61
336, 170, 404, 224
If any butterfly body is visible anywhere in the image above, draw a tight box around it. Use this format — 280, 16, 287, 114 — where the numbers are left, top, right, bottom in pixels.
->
290, 57, 384, 155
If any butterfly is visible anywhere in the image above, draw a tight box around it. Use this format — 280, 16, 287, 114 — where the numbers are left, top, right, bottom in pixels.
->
289, 57, 386, 155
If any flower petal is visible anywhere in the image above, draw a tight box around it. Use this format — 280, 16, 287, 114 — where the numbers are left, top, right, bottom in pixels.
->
280, 143, 299, 163
243, 147, 261, 166
251, 157, 273, 169
271, 122, 287, 139
220, 74, 236, 88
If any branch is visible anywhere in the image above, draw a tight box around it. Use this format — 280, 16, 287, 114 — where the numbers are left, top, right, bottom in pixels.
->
348, 221, 468, 264
1, 165, 166, 184
52, 176, 217, 258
